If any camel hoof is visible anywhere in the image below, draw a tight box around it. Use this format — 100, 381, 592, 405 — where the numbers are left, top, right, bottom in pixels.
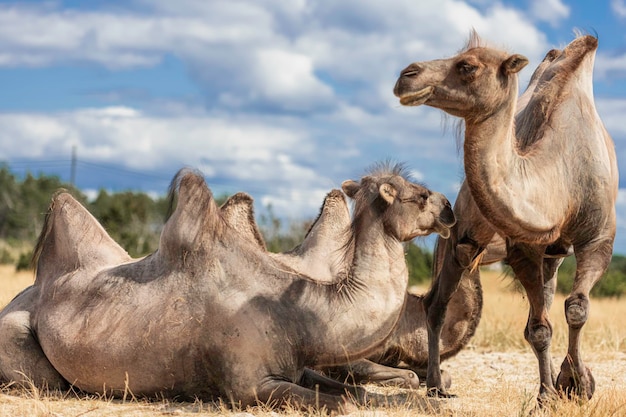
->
402, 370, 421, 389
426, 387, 456, 398
556, 363, 595, 401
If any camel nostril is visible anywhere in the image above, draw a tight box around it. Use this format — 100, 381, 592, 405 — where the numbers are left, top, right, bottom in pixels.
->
401, 64, 422, 78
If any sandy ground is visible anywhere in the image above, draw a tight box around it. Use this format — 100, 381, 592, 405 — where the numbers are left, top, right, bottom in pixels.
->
432, 349, 626, 416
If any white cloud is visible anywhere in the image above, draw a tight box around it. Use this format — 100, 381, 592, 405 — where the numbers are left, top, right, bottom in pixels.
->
529, 0, 570, 27
596, 51, 626, 80
2, 0, 624, 251
612, 0, 626, 18
252, 48, 335, 111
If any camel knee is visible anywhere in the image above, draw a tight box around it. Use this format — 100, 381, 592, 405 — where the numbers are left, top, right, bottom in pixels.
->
565, 294, 589, 329
524, 323, 552, 353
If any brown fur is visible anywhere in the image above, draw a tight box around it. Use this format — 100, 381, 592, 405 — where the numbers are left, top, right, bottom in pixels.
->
0, 166, 455, 413
394, 33, 618, 405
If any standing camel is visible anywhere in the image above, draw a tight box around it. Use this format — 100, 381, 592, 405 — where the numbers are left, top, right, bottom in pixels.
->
394, 32, 618, 405
0, 165, 455, 412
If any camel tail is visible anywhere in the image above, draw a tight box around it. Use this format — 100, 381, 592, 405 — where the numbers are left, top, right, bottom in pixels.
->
32, 191, 130, 285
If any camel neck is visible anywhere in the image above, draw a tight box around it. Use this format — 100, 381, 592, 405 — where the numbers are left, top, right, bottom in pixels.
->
462, 81, 563, 243
301, 210, 408, 366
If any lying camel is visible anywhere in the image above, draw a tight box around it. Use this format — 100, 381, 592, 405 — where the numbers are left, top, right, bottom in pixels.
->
0, 165, 455, 412
221, 180, 494, 389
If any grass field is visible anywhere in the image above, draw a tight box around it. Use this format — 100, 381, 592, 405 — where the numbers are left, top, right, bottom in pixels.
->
0, 265, 625, 416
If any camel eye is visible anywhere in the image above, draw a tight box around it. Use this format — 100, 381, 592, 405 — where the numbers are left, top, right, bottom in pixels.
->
457, 61, 478, 76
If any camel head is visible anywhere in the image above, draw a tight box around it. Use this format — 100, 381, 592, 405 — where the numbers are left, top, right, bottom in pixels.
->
393, 31, 528, 120
341, 164, 455, 240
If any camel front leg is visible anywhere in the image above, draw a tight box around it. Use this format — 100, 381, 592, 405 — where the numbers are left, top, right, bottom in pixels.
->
425, 233, 484, 397
507, 244, 556, 405
254, 374, 362, 414
557, 238, 613, 401
321, 360, 420, 389
300, 367, 367, 397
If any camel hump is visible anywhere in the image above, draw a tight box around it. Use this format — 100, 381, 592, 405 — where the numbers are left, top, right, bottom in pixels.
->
33, 192, 130, 285
220, 192, 266, 250
302, 189, 350, 241
159, 169, 221, 264
322, 189, 349, 216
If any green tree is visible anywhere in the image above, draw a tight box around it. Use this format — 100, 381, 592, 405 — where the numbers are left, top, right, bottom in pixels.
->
89, 190, 166, 258
557, 255, 626, 298
405, 242, 434, 286
258, 204, 309, 253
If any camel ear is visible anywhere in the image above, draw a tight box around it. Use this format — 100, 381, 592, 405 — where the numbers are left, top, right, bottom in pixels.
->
379, 183, 397, 205
342, 180, 360, 198
501, 54, 528, 75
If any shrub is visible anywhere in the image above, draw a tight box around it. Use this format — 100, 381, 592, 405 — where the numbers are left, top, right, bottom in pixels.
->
557, 255, 626, 298
15, 251, 32, 271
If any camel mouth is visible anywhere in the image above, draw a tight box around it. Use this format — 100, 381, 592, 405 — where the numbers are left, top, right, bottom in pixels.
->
407, 223, 451, 240
437, 226, 451, 239
433, 220, 453, 239
399, 86, 434, 106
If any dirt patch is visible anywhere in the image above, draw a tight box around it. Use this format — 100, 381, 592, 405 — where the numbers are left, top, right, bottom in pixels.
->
392, 349, 626, 416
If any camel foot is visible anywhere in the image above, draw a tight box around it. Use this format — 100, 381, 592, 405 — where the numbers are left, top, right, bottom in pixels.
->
534, 387, 559, 410
556, 361, 595, 401
380, 371, 420, 389
426, 387, 456, 398
415, 368, 451, 389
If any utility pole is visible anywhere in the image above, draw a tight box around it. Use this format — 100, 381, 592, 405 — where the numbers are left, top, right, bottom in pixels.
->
70, 145, 77, 187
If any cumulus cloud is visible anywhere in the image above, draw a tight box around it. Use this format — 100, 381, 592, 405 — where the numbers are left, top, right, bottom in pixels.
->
529, 0, 570, 27
612, 0, 626, 18
1, 0, 624, 251
596, 51, 626, 80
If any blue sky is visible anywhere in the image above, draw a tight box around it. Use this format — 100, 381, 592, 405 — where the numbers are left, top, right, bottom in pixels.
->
1, 0, 626, 254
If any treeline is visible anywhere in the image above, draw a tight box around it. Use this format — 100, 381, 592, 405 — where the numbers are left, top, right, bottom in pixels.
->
2, 166, 625, 297
0, 166, 434, 286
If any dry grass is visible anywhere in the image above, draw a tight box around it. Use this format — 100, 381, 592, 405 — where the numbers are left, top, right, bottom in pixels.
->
1, 265, 625, 416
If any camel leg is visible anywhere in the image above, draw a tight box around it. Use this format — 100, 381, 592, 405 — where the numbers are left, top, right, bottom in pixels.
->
542, 256, 563, 386
0, 288, 68, 391
254, 375, 362, 413
322, 360, 420, 389
556, 239, 613, 400
507, 244, 556, 404
300, 368, 366, 397
424, 232, 485, 397
412, 367, 452, 389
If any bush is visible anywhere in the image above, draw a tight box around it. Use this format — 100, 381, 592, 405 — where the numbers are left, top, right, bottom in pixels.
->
405, 242, 433, 286
0, 247, 13, 264
557, 255, 626, 298
15, 251, 32, 271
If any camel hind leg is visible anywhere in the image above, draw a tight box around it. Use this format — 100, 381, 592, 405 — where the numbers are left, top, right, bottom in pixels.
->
0, 287, 68, 391
557, 237, 614, 401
